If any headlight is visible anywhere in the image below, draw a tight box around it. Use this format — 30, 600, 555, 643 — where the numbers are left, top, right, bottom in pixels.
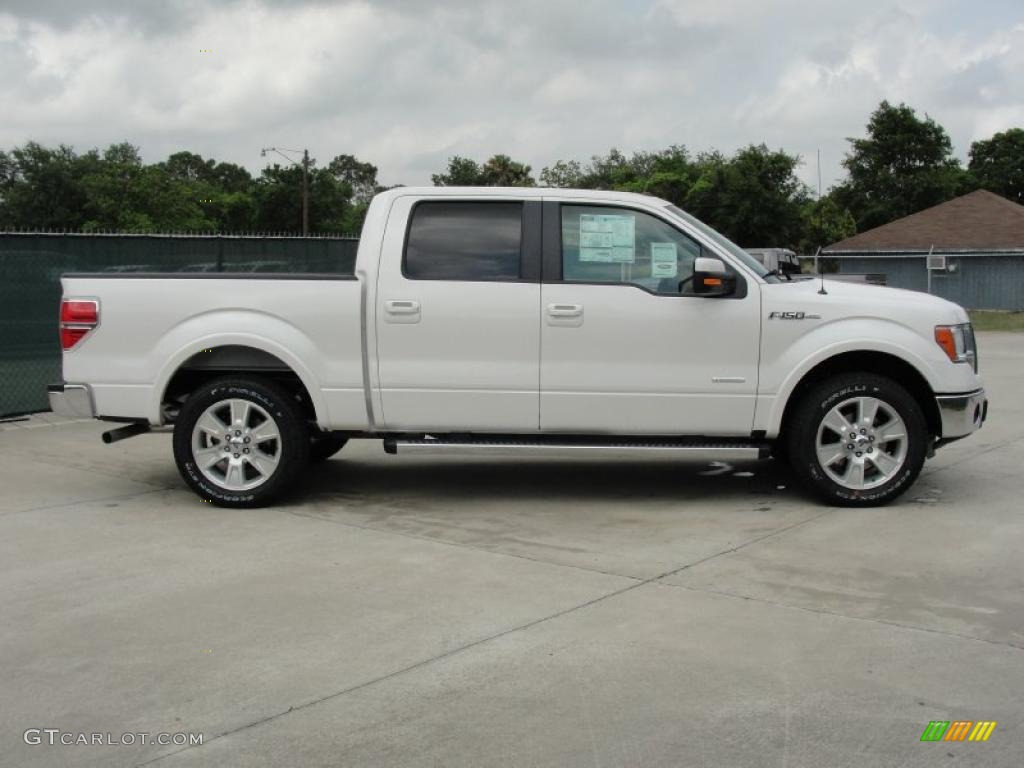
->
934, 323, 978, 371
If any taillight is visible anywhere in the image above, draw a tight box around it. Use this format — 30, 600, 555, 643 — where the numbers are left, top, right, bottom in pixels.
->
60, 298, 99, 350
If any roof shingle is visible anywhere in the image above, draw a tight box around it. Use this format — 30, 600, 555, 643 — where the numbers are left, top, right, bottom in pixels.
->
824, 190, 1024, 252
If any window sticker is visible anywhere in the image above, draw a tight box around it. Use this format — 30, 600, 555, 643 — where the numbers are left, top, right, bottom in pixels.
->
579, 214, 635, 263
650, 242, 678, 278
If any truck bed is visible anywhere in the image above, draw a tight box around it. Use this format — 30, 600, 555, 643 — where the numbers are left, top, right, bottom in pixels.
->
60, 273, 367, 429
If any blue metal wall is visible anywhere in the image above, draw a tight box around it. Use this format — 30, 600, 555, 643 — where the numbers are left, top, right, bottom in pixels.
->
837, 255, 1024, 310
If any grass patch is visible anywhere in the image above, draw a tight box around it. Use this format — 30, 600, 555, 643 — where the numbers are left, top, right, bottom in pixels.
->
969, 310, 1024, 332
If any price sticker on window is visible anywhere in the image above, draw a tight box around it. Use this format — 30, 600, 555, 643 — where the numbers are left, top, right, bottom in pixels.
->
579, 214, 635, 263
650, 242, 677, 278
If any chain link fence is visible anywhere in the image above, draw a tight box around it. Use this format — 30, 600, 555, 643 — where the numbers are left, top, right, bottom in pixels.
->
0, 232, 359, 418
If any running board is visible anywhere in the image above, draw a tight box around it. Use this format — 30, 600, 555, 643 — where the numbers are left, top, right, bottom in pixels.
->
383, 437, 770, 461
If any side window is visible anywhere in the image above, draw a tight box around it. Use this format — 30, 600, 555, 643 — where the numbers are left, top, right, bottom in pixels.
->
561, 205, 706, 294
405, 201, 522, 281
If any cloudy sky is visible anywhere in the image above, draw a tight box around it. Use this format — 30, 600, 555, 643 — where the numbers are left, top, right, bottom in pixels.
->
1, 0, 1022, 191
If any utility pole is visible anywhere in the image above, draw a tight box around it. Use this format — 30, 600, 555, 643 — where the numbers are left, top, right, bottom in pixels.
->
817, 148, 822, 199
261, 146, 311, 235
301, 149, 310, 237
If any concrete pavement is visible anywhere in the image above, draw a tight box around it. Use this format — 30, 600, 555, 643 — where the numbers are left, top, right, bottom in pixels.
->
1, 332, 1022, 767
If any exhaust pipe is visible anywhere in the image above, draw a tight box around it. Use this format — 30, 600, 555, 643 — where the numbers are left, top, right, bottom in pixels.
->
102, 422, 151, 444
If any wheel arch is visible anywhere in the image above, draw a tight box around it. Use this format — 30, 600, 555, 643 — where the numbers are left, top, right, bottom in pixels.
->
775, 351, 941, 441
157, 342, 323, 427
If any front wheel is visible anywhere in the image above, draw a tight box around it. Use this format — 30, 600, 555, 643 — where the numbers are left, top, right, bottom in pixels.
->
173, 377, 310, 507
786, 374, 928, 507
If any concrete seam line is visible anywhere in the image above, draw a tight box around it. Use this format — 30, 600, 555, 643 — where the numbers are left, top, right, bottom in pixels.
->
653, 507, 836, 581
285, 508, 646, 583
134, 579, 648, 766
136, 509, 836, 765
656, 581, 1024, 652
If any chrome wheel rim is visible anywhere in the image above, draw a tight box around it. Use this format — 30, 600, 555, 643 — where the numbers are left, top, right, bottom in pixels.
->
815, 395, 908, 491
191, 398, 281, 492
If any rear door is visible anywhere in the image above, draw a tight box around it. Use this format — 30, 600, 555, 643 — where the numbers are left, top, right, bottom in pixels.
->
375, 196, 542, 431
539, 200, 761, 435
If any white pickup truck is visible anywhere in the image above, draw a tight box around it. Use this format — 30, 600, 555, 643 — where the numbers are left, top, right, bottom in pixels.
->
49, 187, 987, 508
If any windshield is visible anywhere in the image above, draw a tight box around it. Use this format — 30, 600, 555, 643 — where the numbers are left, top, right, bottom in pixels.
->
664, 205, 779, 282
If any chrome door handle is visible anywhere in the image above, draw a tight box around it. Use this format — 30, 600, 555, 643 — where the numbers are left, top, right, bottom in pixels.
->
547, 303, 583, 317
384, 300, 420, 315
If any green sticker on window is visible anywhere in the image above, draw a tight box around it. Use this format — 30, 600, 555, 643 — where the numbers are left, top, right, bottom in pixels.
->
650, 242, 677, 278
579, 214, 635, 263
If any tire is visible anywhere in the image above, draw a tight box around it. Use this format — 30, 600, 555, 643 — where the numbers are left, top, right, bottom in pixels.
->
786, 373, 928, 507
309, 433, 348, 464
173, 376, 310, 508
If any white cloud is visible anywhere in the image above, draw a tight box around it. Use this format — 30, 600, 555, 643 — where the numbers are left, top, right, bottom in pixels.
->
0, 0, 1022, 191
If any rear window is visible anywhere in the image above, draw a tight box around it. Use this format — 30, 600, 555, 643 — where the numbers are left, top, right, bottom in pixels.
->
404, 201, 523, 281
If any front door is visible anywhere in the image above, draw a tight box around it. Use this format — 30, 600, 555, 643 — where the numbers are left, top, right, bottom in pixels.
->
375, 197, 541, 432
540, 202, 761, 435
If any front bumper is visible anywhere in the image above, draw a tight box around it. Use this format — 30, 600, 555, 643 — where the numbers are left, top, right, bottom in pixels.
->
47, 383, 97, 419
935, 388, 987, 441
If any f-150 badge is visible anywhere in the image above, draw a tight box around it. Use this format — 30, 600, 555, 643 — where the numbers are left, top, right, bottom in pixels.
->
768, 311, 822, 319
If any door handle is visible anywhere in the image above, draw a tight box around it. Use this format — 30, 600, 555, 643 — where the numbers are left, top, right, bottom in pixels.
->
547, 303, 583, 318
384, 300, 421, 315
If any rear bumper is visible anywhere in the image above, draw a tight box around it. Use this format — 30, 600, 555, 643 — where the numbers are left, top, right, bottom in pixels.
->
47, 383, 96, 419
935, 388, 987, 442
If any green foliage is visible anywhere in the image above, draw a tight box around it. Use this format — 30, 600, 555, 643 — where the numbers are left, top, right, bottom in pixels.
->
968, 128, 1024, 203
832, 101, 966, 231
253, 162, 352, 232
431, 156, 483, 186
432, 154, 535, 186
686, 145, 810, 248
540, 144, 808, 248
3, 102, 1020, 245
0, 142, 375, 233
799, 194, 857, 254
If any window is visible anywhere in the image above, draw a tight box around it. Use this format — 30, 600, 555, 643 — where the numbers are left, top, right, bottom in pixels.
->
664, 205, 776, 281
405, 201, 523, 281
561, 205, 707, 294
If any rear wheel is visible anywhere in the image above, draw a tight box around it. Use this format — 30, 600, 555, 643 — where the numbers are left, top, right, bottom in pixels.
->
786, 373, 928, 507
173, 377, 309, 507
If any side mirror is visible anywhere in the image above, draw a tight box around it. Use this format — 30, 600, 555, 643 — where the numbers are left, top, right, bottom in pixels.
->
692, 256, 736, 297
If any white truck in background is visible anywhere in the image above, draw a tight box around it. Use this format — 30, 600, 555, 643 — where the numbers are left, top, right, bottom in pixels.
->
745, 247, 801, 276
50, 187, 987, 507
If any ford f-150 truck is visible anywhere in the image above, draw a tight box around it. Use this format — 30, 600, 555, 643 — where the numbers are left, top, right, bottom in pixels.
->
49, 187, 987, 508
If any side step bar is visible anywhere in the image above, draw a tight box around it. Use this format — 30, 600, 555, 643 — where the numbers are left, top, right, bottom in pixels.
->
384, 437, 770, 461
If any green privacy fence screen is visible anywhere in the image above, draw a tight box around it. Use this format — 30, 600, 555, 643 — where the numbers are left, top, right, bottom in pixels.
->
0, 232, 359, 418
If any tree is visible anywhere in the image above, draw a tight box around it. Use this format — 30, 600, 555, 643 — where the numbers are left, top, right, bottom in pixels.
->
254, 161, 351, 232
480, 154, 535, 186
161, 151, 216, 183
968, 128, 1024, 204
799, 195, 857, 254
833, 101, 965, 231
432, 156, 483, 186
539, 159, 585, 188
685, 145, 810, 249
432, 154, 535, 186
540, 146, 694, 197
0, 142, 92, 230
328, 154, 379, 203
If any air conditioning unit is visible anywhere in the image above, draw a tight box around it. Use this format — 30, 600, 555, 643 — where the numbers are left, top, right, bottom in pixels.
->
926, 254, 947, 271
